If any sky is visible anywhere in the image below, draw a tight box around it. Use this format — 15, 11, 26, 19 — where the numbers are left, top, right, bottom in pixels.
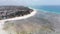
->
0, 0, 60, 6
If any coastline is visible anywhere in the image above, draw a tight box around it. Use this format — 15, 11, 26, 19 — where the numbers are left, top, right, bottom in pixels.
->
0, 7, 37, 34
0, 8, 37, 22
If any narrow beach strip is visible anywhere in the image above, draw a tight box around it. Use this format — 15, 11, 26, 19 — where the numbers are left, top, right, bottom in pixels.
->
0, 8, 37, 23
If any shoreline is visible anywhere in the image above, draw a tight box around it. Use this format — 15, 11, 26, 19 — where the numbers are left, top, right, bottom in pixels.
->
0, 8, 37, 34
0, 8, 37, 22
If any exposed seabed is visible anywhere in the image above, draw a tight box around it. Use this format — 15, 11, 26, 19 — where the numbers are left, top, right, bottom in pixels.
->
0, 9, 37, 34
0, 8, 60, 34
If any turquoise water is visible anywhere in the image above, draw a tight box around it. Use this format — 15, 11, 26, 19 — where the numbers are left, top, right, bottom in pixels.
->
30, 6, 60, 14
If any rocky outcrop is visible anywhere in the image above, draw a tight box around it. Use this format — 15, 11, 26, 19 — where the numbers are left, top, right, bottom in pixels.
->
0, 6, 33, 20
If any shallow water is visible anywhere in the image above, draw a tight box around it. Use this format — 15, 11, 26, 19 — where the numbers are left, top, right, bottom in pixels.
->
2, 10, 60, 34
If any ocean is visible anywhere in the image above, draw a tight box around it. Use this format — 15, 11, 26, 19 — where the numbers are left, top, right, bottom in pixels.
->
30, 6, 60, 14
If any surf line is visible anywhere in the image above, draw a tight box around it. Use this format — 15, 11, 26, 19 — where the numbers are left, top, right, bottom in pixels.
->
0, 8, 37, 23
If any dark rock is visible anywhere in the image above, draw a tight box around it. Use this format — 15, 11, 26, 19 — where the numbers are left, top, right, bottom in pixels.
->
0, 6, 33, 20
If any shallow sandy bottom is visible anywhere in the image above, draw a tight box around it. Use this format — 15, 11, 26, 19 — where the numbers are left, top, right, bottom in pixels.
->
0, 8, 60, 34
0, 9, 37, 34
